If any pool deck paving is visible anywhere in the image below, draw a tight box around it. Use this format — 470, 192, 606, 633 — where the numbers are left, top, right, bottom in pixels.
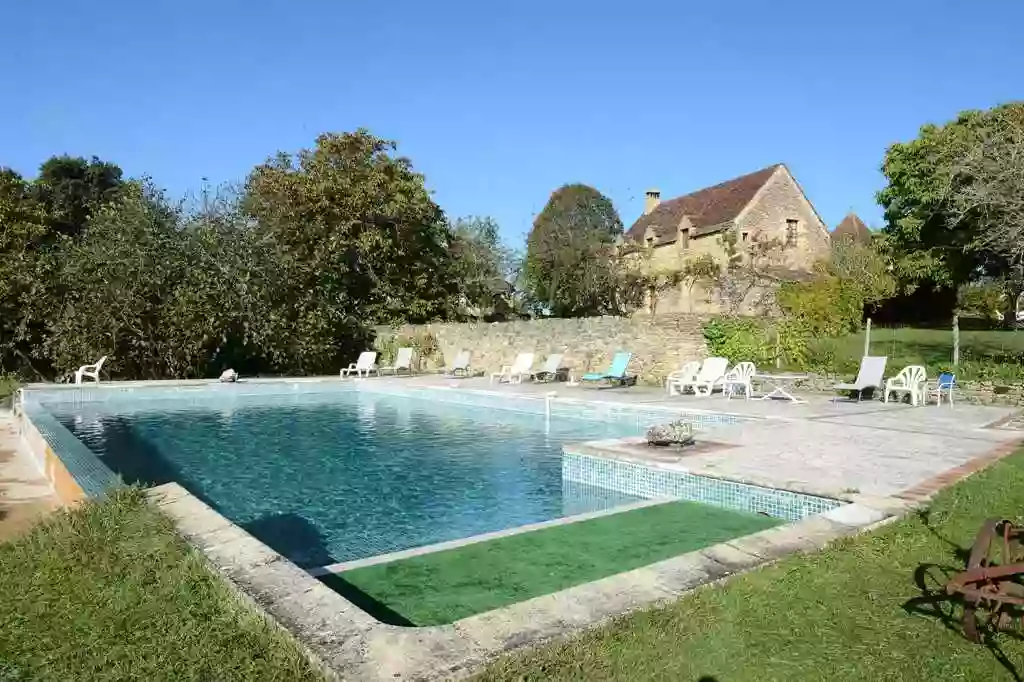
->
0, 409, 59, 542
401, 374, 1023, 502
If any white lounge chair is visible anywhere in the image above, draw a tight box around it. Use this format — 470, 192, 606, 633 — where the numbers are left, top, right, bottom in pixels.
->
678, 357, 729, 396
490, 352, 535, 385
380, 347, 414, 375
74, 356, 107, 385
340, 351, 378, 378
723, 361, 756, 400
666, 361, 700, 396
530, 354, 564, 383
885, 364, 927, 405
446, 350, 472, 377
833, 356, 888, 402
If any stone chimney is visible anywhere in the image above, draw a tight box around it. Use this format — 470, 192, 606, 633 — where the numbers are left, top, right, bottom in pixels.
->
643, 188, 661, 215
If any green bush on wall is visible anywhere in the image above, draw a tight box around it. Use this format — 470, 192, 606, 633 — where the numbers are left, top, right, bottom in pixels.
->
372, 330, 440, 369
776, 277, 863, 337
703, 317, 810, 370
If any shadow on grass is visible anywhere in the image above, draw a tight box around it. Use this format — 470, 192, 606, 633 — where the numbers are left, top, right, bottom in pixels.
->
902, 512, 1023, 681
317, 573, 416, 627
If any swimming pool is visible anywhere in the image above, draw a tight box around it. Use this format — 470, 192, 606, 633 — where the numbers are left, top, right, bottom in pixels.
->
36, 384, 702, 566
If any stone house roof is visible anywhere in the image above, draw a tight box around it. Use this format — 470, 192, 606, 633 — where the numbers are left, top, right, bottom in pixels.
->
625, 164, 781, 246
831, 213, 872, 244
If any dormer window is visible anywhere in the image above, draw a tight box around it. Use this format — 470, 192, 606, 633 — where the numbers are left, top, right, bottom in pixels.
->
644, 226, 657, 247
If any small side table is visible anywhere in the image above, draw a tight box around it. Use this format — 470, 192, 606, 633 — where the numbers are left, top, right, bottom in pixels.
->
753, 373, 808, 404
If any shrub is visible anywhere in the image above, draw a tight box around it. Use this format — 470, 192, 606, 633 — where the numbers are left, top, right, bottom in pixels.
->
777, 277, 863, 337
703, 316, 811, 370
0, 373, 18, 401
373, 330, 439, 369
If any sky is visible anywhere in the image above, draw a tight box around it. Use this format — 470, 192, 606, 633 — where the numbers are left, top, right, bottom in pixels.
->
3, 0, 1023, 247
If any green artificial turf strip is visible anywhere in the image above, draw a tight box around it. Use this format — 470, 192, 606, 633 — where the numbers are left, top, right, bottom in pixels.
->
0, 488, 322, 682
475, 447, 1024, 682
331, 500, 780, 626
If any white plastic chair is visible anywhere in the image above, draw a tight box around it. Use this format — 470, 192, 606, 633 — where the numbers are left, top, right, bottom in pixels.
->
340, 351, 379, 378
666, 361, 700, 396
74, 356, 107, 385
380, 347, 414, 375
490, 352, 535, 385
723, 361, 757, 400
678, 357, 729, 396
884, 365, 927, 405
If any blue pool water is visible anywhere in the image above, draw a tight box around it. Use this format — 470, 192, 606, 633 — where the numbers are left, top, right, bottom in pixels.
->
51, 389, 652, 566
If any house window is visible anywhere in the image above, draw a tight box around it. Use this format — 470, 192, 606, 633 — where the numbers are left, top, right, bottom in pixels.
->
741, 231, 749, 243
785, 219, 798, 247
680, 229, 690, 249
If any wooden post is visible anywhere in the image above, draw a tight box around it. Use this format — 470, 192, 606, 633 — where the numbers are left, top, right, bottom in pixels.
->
953, 312, 960, 366
863, 318, 872, 357
775, 326, 781, 369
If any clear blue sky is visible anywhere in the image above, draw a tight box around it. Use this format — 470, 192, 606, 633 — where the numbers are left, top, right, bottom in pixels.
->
3, 0, 1022, 247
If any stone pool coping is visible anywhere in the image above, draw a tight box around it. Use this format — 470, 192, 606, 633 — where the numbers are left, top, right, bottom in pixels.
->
148, 482, 899, 681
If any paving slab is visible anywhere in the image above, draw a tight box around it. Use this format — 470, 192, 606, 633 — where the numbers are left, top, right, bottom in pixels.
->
0, 410, 59, 542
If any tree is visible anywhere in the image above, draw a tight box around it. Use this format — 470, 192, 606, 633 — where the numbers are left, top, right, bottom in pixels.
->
448, 216, 515, 319
524, 184, 623, 317
947, 104, 1024, 322
822, 238, 896, 312
0, 169, 48, 374
711, 232, 789, 315
39, 181, 186, 379
243, 130, 461, 372
680, 254, 721, 313
34, 155, 124, 240
878, 102, 1024, 321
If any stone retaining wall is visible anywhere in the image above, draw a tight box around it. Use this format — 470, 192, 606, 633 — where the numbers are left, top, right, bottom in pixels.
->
377, 314, 709, 386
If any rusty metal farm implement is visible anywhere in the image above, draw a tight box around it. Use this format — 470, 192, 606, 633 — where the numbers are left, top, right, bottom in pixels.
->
946, 518, 1024, 642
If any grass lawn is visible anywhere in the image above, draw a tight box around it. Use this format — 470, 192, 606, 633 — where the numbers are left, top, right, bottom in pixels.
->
0, 488, 322, 682
476, 447, 1024, 682
326, 500, 780, 626
819, 326, 1024, 379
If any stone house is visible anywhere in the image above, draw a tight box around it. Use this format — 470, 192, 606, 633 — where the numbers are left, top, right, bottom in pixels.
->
623, 164, 830, 314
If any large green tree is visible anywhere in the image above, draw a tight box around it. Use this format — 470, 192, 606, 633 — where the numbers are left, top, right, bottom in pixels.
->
524, 184, 623, 317
878, 102, 1024, 319
243, 130, 460, 372
0, 169, 48, 374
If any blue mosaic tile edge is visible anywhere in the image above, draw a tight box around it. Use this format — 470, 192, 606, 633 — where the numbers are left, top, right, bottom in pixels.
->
22, 403, 121, 498
563, 452, 842, 522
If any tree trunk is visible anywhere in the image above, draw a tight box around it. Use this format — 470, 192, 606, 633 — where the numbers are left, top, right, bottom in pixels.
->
953, 311, 960, 366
